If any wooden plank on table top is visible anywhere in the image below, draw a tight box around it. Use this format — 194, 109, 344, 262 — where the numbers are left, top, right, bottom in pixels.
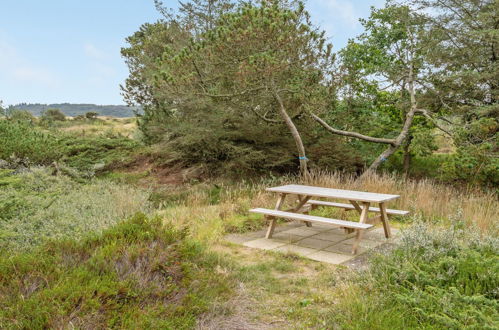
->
266, 184, 400, 203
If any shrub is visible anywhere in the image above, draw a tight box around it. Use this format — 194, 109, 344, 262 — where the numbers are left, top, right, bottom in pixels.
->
330, 221, 499, 329
0, 120, 139, 172
0, 213, 233, 328
7, 109, 35, 123
0, 168, 152, 250
0, 120, 62, 165
85, 111, 99, 119
41, 108, 66, 122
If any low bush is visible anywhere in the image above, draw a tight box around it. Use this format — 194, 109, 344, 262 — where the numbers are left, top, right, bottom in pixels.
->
0, 168, 151, 250
331, 221, 499, 329
0, 213, 233, 328
0, 120, 62, 165
41, 108, 66, 122
0, 120, 139, 172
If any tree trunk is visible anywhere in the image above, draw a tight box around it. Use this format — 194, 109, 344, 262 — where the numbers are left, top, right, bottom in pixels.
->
273, 88, 308, 175
361, 62, 419, 177
402, 135, 412, 179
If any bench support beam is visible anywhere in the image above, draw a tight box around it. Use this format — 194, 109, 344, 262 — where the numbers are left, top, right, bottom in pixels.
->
296, 195, 312, 227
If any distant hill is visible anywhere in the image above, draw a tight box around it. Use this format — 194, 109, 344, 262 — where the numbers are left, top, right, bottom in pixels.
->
10, 103, 141, 118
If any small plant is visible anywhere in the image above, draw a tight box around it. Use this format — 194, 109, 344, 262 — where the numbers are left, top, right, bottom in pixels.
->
330, 222, 499, 329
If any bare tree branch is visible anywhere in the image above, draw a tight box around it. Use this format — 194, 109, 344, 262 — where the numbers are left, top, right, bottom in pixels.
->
416, 108, 453, 136
311, 113, 396, 145
195, 86, 266, 98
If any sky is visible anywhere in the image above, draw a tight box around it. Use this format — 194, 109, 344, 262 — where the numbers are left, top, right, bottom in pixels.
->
0, 0, 384, 106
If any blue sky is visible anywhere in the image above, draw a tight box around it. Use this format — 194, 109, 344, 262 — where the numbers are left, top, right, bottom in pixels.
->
0, 0, 384, 106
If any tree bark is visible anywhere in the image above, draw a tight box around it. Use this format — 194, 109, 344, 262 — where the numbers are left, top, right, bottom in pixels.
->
312, 58, 421, 177
363, 61, 419, 175
273, 88, 308, 175
402, 135, 412, 179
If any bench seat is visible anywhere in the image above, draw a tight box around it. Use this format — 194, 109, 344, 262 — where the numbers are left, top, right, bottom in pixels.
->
307, 200, 409, 216
249, 208, 373, 230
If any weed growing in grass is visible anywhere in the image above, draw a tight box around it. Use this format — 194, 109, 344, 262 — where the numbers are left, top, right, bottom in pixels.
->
0, 168, 152, 250
0, 214, 234, 329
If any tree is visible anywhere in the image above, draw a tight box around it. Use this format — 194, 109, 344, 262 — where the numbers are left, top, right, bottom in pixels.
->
416, 0, 498, 185
311, 3, 439, 175
153, 0, 335, 174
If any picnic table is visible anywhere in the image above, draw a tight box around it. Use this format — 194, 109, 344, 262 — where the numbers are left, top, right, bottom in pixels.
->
250, 184, 408, 254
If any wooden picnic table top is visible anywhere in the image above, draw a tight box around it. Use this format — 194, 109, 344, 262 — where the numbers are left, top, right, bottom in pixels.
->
266, 184, 400, 203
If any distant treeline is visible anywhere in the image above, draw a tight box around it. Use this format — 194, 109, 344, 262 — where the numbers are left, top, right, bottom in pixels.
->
10, 103, 141, 118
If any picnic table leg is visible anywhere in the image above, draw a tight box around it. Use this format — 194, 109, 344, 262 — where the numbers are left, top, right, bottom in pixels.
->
266, 193, 286, 239
379, 202, 392, 238
343, 200, 363, 234
352, 202, 370, 254
295, 195, 312, 227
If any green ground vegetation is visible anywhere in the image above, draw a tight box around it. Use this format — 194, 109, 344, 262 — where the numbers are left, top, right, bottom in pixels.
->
1, 0, 497, 328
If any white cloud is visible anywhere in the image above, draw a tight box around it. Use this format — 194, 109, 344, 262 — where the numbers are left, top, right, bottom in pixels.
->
12, 67, 59, 85
84, 43, 107, 60
0, 37, 60, 87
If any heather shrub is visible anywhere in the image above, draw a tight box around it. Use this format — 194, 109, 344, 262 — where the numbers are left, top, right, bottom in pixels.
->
0, 168, 152, 250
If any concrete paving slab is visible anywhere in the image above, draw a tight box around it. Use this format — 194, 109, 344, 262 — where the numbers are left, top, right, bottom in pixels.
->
228, 222, 399, 266
363, 227, 400, 241
274, 244, 317, 256
310, 231, 348, 242
324, 242, 367, 255
243, 238, 286, 250
307, 251, 354, 264
271, 232, 304, 243
279, 227, 322, 236
342, 238, 384, 249
296, 237, 334, 249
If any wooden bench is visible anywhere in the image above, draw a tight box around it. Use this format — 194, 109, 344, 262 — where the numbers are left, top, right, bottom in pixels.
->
307, 200, 409, 216
249, 208, 373, 254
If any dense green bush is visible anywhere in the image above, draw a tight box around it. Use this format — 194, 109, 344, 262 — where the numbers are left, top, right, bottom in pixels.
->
0, 213, 232, 328
85, 111, 99, 119
0, 120, 62, 165
0, 120, 139, 172
41, 108, 66, 122
7, 109, 36, 123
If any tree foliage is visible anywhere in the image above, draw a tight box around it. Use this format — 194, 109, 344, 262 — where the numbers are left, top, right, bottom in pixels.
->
122, 0, 362, 175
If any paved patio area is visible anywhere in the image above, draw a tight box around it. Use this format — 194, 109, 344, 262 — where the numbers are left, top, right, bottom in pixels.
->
226, 221, 399, 265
